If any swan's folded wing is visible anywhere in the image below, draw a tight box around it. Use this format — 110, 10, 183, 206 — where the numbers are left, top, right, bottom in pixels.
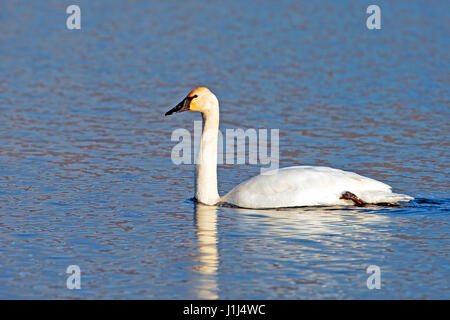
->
221, 166, 401, 208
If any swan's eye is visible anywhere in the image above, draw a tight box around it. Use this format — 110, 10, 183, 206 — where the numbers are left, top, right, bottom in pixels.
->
192, 95, 198, 99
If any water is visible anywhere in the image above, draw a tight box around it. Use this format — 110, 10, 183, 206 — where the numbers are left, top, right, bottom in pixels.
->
0, 0, 448, 299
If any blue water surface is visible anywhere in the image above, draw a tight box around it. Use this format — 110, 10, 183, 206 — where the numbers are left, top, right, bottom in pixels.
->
0, 0, 448, 299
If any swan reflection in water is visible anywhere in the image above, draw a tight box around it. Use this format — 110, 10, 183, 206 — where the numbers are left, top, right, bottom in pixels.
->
231, 205, 391, 238
192, 203, 219, 299
191, 203, 392, 299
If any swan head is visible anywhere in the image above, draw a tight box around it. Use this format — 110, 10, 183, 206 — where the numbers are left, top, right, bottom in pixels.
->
165, 87, 218, 116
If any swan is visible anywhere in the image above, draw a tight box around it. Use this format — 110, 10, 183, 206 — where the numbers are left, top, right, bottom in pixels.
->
165, 87, 413, 209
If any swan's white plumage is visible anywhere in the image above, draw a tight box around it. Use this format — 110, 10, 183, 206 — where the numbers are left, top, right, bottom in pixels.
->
221, 166, 413, 208
166, 87, 414, 209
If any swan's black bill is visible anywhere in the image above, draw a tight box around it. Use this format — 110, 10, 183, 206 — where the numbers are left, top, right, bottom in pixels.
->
165, 96, 193, 116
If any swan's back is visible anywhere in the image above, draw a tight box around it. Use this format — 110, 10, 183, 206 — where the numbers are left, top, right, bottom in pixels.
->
221, 166, 412, 208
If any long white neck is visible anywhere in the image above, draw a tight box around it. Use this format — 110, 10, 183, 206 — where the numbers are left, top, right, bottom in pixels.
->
195, 105, 220, 205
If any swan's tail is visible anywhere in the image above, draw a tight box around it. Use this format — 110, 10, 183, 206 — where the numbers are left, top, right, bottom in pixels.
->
360, 191, 414, 204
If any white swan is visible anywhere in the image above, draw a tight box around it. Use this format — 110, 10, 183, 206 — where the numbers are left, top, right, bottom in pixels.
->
165, 87, 413, 209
